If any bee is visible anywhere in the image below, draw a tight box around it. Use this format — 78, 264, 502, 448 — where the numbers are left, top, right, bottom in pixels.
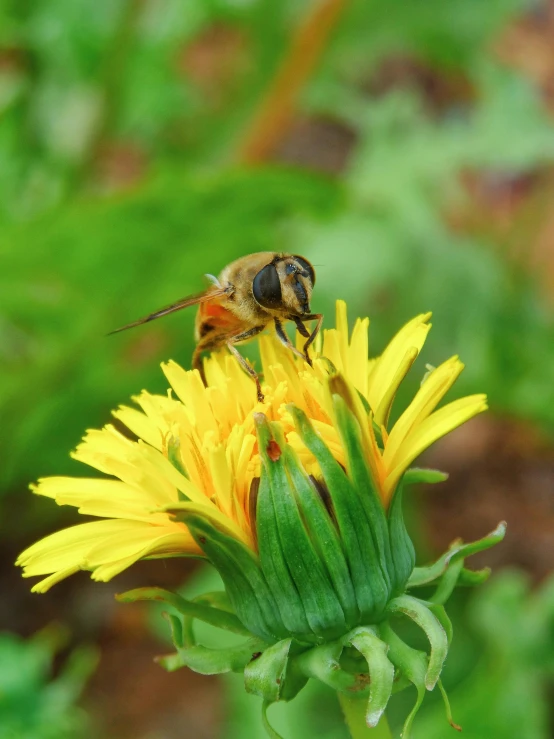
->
110, 252, 322, 401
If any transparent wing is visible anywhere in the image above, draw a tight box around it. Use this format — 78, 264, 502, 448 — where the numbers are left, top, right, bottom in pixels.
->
108, 287, 229, 334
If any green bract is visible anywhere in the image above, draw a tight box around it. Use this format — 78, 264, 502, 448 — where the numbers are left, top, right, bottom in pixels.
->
118, 398, 505, 738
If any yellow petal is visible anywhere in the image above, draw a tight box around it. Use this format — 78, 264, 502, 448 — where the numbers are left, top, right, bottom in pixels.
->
384, 394, 488, 498
209, 443, 234, 519
30, 567, 82, 593
32, 476, 158, 507
18, 520, 143, 574
112, 404, 164, 449
321, 329, 344, 375
72, 443, 176, 508
374, 346, 418, 427
335, 299, 350, 373
367, 312, 431, 418
383, 356, 464, 469
85, 525, 195, 568
135, 441, 214, 507
162, 361, 219, 439
347, 317, 370, 397
18, 517, 199, 592
164, 501, 253, 549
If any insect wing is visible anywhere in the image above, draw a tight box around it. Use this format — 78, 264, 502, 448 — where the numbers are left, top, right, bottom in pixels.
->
109, 287, 229, 334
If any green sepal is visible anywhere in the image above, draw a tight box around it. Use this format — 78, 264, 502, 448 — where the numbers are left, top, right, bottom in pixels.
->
391, 671, 412, 694
407, 521, 506, 588
158, 637, 267, 674
255, 467, 312, 638
166, 436, 189, 479
255, 414, 347, 640
379, 622, 427, 739
438, 679, 462, 732
402, 468, 448, 485
289, 406, 388, 622
386, 595, 447, 690
429, 557, 464, 605
345, 627, 395, 728
282, 441, 358, 629
428, 563, 493, 600
336, 644, 368, 675
244, 639, 291, 702
192, 590, 234, 612
428, 603, 453, 645
182, 512, 287, 642
162, 612, 185, 648
115, 587, 249, 636
244, 638, 308, 703
331, 392, 393, 592
294, 642, 361, 693
387, 482, 416, 595
181, 591, 236, 647
457, 566, 491, 586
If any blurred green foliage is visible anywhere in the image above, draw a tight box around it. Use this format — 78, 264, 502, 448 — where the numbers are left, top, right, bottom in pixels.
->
0, 0, 540, 221
0, 626, 97, 739
411, 570, 554, 739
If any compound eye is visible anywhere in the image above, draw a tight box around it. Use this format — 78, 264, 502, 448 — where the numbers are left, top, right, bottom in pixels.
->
292, 256, 315, 287
252, 264, 282, 309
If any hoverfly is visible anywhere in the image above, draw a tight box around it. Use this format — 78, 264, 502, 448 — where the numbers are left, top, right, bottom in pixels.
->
110, 252, 322, 401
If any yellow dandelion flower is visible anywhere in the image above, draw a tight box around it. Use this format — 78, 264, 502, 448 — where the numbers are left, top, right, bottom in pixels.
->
17, 301, 486, 594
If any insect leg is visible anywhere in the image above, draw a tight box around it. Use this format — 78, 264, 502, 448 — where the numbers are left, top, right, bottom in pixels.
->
226, 325, 266, 402
230, 325, 266, 343
274, 318, 306, 362
192, 334, 223, 386
299, 313, 323, 364
291, 316, 310, 338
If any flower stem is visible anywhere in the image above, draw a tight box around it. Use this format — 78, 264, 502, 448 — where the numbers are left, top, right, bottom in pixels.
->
237, 0, 347, 163
338, 693, 393, 739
